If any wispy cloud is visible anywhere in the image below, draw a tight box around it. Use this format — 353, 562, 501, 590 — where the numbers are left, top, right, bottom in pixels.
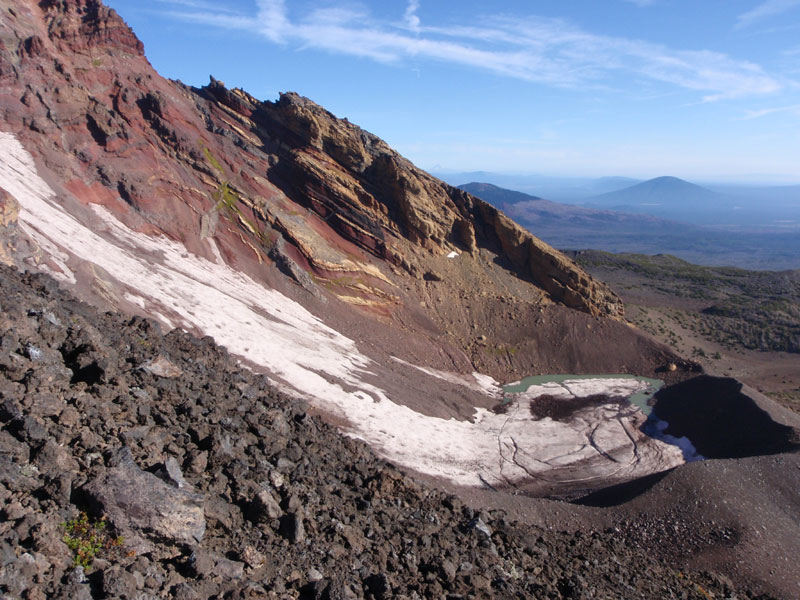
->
741, 103, 800, 119
735, 0, 800, 29
157, 0, 781, 101
623, 0, 656, 6
404, 0, 421, 33
153, 0, 240, 13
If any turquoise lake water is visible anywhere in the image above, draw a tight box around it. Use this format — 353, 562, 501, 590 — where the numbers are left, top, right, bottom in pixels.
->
502, 374, 664, 416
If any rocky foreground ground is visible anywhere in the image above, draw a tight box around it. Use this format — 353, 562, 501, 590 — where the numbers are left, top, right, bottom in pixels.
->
0, 265, 776, 599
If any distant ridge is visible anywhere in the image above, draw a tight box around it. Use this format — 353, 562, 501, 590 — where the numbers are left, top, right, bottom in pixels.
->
458, 181, 688, 228
438, 172, 641, 201
458, 181, 544, 204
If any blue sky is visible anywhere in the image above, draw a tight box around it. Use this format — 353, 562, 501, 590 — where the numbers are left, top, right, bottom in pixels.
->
104, 1, 800, 183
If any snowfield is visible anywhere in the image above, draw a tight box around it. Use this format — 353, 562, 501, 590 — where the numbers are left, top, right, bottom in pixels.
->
0, 131, 686, 490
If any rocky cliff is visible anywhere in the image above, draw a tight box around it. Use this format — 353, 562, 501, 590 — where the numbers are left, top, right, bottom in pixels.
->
207, 83, 623, 318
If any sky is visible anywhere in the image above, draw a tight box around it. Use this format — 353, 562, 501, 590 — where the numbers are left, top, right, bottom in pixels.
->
103, 0, 800, 183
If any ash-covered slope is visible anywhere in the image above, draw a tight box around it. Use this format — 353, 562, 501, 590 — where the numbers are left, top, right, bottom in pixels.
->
0, 265, 772, 599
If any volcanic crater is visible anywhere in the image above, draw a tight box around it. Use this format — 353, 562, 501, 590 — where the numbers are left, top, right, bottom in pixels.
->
0, 1, 798, 598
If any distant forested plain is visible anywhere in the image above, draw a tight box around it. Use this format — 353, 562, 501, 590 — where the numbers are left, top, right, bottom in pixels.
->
568, 251, 800, 354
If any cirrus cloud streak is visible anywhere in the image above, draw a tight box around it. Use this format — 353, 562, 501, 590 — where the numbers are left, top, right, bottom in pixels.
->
161, 0, 781, 102
735, 0, 800, 30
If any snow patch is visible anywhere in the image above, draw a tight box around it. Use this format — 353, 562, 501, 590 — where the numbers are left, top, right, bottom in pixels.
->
123, 292, 147, 309
646, 418, 705, 462
205, 237, 225, 265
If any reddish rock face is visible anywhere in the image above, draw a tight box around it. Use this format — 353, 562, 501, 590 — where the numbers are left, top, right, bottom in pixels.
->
38, 0, 144, 56
0, 0, 665, 387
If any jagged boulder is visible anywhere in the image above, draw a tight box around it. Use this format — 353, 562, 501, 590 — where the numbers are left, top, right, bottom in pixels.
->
83, 448, 206, 547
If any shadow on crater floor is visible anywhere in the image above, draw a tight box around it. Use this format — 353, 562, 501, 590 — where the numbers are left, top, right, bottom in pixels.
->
650, 375, 799, 459
571, 469, 673, 507
572, 375, 800, 507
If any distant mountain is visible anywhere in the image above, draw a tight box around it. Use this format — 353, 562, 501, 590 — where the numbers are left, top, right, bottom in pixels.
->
436, 172, 641, 202
458, 182, 545, 204
459, 181, 692, 232
586, 176, 723, 210
585, 177, 800, 231
444, 174, 800, 230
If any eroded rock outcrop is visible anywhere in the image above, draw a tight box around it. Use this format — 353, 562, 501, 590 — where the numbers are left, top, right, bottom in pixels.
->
209, 84, 623, 317
39, 0, 145, 56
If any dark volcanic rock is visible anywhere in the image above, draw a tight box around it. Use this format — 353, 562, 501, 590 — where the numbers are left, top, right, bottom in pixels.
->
278, 511, 305, 544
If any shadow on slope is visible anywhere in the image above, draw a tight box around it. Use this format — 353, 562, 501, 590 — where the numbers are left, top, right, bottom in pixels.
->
572, 470, 673, 508
652, 375, 800, 459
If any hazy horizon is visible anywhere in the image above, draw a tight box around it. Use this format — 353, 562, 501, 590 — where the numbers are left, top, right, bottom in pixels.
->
434, 166, 800, 187
434, 169, 800, 188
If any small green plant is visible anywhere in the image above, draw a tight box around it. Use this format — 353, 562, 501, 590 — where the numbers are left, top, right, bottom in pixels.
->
202, 144, 271, 246
62, 512, 124, 570
213, 181, 238, 211
202, 145, 224, 174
